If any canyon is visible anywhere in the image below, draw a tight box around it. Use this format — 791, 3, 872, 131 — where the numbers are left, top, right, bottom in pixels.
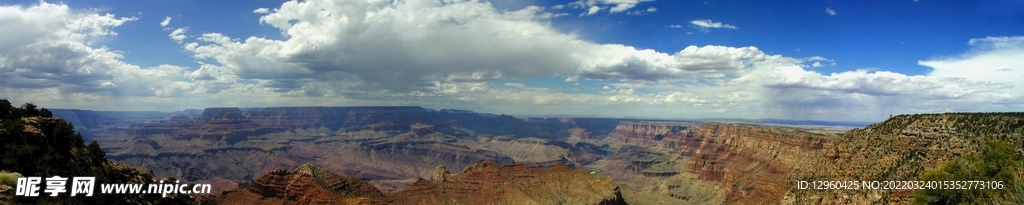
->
70, 107, 1023, 204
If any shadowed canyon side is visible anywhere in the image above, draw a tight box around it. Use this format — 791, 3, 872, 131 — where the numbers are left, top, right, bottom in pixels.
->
783, 113, 1024, 204
217, 161, 627, 205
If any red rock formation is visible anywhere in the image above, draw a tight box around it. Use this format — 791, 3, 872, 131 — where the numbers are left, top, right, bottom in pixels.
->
218, 163, 385, 205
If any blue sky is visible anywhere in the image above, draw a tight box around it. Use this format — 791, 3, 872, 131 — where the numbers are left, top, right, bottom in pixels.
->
1, 0, 1022, 121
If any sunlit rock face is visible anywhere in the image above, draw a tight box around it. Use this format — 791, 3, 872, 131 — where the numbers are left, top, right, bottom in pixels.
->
668, 122, 837, 204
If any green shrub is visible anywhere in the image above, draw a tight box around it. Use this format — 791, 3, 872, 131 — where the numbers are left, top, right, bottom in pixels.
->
0, 170, 20, 186
914, 139, 1024, 204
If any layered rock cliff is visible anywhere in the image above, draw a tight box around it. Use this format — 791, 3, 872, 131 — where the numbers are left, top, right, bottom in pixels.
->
604, 122, 690, 147
587, 121, 839, 204
671, 122, 838, 204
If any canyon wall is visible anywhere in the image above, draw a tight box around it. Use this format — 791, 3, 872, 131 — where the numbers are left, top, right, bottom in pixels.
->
591, 121, 839, 204
669, 122, 837, 204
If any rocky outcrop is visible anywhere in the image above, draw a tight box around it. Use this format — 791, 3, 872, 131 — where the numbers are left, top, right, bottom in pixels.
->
430, 165, 454, 183
783, 113, 1024, 204
218, 163, 385, 205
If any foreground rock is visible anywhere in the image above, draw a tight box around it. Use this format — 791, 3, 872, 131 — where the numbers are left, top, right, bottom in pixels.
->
218, 163, 385, 205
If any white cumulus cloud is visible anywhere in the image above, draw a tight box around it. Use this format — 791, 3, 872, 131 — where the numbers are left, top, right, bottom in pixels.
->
185, 0, 760, 95
919, 36, 1024, 103
690, 19, 738, 29
568, 0, 655, 15
0, 1, 251, 110
169, 27, 188, 43
160, 16, 171, 27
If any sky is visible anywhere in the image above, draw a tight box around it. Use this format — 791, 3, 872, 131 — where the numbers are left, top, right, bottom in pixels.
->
1, 0, 1022, 122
